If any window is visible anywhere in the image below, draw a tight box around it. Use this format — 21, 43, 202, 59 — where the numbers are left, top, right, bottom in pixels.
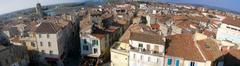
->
167, 58, 172, 65
92, 40, 98, 46
40, 42, 43, 46
139, 43, 143, 48
83, 45, 89, 50
39, 34, 42, 38
31, 42, 35, 47
133, 54, 136, 59
148, 57, 151, 62
157, 58, 159, 63
48, 42, 51, 47
190, 62, 195, 66
176, 59, 180, 66
83, 39, 87, 44
49, 51, 53, 55
140, 55, 143, 60
147, 44, 150, 50
47, 34, 50, 38
94, 48, 98, 53
41, 50, 45, 53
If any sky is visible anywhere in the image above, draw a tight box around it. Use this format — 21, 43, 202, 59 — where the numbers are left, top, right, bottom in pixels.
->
0, 0, 240, 15
0, 0, 87, 15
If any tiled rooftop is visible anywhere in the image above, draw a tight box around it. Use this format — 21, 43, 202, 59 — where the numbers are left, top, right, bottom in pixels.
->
166, 33, 205, 61
166, 33, 222, 61
130, 32, 164, 45
222, 16, 240, 27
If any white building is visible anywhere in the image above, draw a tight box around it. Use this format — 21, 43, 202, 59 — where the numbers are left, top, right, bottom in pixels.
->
80, 33, 106, 57
129, 32, 165, 66
79, 14, 108, 58
216, 17, 240, 44
35, 20, 73, 65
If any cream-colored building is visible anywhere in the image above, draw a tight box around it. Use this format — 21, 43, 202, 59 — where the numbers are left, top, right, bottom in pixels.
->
111, 42, 130, 66
34, 18, 74, 65
129, 32, 165, 66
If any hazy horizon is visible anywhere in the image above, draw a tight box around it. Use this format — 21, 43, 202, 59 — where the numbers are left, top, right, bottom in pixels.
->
0, 0, 240, 15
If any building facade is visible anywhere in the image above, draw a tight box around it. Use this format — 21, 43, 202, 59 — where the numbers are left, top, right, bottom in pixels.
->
80, 34, 106, 57
111, 42, 130, 66
216, 23, 240, 44
129, 32, 165, 66
35, 19, 74, 65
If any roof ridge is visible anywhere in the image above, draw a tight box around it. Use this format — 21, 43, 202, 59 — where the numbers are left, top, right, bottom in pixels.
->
194, 39, 207, 61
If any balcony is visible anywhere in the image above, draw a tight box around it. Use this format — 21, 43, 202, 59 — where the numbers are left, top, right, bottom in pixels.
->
130, 47, 164, 57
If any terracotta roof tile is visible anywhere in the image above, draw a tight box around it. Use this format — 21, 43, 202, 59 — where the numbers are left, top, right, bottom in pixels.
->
150, 23, 160, 29
222, 16, 240, 27
166, 33, 205, 61
119, 24, 143, 43
197, 39, 222, 61
91, 34, 105, 39
35, 22, 61, 34
130, 32, 164, 45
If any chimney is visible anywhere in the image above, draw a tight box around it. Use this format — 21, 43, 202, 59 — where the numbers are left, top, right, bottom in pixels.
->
162, 37, 166, 42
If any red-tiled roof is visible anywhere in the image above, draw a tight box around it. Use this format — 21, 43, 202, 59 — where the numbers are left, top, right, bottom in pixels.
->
166, 33, 205, 61
202, 29, 215, 37
91, 34, 105, 39
167, 33, 222, 61
130, 32, 164, 45
150, 23, 160, 29
197, 39, 222, 61
35, 22, 61, 34
119, 24, 142, 43
222, 16, 240, 27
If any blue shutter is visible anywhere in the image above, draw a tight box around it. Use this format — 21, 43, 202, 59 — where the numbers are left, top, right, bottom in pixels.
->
168, 58, 172, 65
175, 59, 179, 66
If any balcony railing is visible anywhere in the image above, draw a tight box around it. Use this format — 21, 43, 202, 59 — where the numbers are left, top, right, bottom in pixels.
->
130, 47, 164, 56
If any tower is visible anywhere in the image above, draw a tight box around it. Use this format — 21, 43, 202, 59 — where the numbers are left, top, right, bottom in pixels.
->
36, 3, 43, 17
